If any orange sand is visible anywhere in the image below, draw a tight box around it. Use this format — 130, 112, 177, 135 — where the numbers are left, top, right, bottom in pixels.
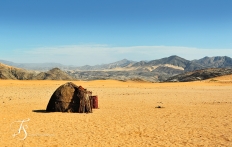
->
0, 79, 231, 147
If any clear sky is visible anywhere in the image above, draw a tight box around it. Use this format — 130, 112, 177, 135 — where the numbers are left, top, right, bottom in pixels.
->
0, 0, 232, 66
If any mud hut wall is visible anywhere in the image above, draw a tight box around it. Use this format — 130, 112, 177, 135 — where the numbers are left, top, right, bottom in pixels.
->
85, 91, 92, 113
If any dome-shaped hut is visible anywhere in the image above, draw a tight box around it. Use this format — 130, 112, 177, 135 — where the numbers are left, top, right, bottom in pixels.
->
46, 82, 92, 113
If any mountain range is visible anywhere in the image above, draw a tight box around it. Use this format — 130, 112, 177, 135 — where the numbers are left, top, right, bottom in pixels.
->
1, 55, 232, 82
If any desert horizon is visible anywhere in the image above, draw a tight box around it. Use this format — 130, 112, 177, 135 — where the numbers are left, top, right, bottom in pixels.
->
0, 76, 232, 146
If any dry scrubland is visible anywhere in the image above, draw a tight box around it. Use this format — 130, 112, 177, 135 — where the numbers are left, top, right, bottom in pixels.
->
0, 76, 232, 147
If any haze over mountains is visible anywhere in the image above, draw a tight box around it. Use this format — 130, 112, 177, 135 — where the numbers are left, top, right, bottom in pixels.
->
0, 60, 72, 71
1, 55, 232, 82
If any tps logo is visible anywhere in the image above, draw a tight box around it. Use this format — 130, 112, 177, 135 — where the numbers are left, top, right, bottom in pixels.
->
10, 118, 30, 140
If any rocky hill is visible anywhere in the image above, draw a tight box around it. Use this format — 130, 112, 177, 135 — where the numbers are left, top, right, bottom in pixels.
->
166, 68, 232, 82
0, 64, 75, 80
33, 68, 75, 80
0, 63, 37, 80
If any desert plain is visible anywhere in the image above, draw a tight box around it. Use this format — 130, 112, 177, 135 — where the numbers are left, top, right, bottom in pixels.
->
0, 76, 232, 147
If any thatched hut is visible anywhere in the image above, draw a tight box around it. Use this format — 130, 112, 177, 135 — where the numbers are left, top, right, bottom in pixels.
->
46, 82, 92, 113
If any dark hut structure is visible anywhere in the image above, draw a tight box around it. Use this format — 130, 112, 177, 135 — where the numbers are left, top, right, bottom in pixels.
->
46, 82, 92, 113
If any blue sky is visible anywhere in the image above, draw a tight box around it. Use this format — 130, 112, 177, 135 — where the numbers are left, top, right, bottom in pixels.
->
0, 0, 232, 66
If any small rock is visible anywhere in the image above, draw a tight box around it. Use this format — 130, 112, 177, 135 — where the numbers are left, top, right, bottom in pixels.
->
155, 105, 163, 108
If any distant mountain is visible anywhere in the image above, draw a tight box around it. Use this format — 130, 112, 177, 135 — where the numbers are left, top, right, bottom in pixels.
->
130, 55, 187, 71
76, 59, 136, 71
191, 56, 232, 68
135, 55, 189, 68
151, 56, 231, 71
132, 55, 232, 72
166, 68, 232, 82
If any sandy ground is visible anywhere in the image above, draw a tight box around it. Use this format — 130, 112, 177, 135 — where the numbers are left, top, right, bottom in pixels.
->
0, 77, 232, 147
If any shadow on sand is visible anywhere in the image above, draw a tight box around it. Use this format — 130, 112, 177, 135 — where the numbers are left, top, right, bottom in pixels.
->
32, 110, 51, 113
